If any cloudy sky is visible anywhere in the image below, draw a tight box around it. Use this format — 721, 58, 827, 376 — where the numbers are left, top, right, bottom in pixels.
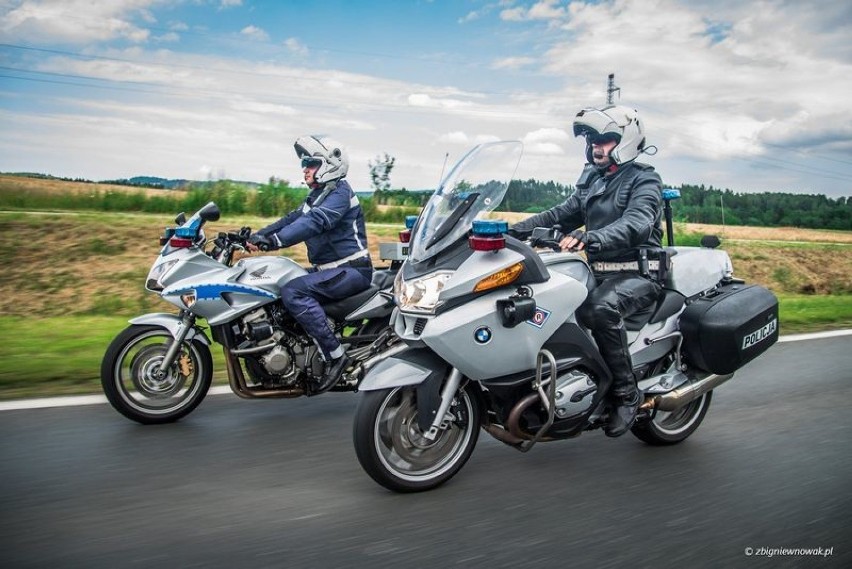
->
1, 0, 851, 197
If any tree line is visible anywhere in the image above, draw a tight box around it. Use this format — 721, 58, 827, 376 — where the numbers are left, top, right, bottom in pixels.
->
497, 180, 850, 230
1, 174, 848, 230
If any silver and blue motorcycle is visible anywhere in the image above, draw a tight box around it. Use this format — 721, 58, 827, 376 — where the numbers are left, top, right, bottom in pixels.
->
101, 202, 401, 424
352, 141, 779, 492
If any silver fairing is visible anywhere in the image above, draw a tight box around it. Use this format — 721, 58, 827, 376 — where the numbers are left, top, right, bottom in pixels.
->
395, 250, 588, 381
161, 255, 307, 326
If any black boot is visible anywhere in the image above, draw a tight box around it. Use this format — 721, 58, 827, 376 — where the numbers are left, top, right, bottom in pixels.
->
310, 354, 350, 396
593, 323, 641, 437
604, 386, 641, 437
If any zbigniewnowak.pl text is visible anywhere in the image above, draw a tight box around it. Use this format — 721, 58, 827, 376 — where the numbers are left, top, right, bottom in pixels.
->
744, 546, 833, 558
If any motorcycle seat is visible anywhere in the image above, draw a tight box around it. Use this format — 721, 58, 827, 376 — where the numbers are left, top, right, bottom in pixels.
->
623, 288, 686, 331
322, 285, 381, 322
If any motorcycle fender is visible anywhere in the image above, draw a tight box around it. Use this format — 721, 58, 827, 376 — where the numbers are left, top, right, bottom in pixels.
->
358, 348, 449, 392
129, 313, 211, 345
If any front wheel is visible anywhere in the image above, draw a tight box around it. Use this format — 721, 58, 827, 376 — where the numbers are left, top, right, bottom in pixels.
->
353, 384, 481, 492
101, 324, 213, 424
631, 391, 713, 445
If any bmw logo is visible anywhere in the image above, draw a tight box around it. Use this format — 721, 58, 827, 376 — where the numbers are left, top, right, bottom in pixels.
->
474, 326, 492, 345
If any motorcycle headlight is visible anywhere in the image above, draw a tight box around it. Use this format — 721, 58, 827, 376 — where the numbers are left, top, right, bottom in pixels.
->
180, 291, 197, 308
394, 270, 453, 314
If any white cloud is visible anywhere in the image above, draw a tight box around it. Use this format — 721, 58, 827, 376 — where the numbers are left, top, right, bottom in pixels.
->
491, 56, 536, 70
500, 1, 566, 22
154, 32, 180, 43
220, 0, 243, 8
535, 0, 852, 170
438, 131, 470, 144
499, 7, 526, 21
284, 37, 309, 56
528, 0, 567, 20
458, 11, 480, 24
1, 0, 850, 196
523, 127, 571, 144
0, 0, 162, 44
407, 93, 474, 110
240, 25, 269, 41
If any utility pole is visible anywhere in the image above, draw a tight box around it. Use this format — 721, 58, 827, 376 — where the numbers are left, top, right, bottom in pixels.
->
606, 73, 620, 105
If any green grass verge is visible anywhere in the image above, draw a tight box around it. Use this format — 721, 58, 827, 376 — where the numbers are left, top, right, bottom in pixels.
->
1, 295, 850, 400
776, 294, 852, 333
0, 316, 228, 400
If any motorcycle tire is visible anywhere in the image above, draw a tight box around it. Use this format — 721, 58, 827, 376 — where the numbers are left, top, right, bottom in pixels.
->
631, 391, 713, 445
353, 384, 481, 493
101, 324, 213, 425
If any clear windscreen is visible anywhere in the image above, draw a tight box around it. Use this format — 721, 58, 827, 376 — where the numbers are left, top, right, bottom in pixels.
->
408, 141, 523, 262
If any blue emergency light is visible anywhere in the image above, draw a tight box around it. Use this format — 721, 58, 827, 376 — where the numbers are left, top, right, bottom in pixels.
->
472, 220, 509, 236
662, 188, 681, 201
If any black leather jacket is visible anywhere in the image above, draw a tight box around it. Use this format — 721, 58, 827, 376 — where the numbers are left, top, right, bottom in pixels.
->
511, 161, 663, 263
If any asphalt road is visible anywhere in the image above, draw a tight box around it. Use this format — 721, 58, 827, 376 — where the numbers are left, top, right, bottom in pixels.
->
1, 336, 850, 569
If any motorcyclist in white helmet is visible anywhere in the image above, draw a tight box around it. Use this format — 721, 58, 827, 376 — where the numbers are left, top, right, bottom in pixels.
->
248, 135, 372, 394
509, 105, 663, 437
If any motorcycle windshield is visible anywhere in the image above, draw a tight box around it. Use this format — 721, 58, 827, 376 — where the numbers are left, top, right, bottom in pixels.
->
408, 141, 523, 263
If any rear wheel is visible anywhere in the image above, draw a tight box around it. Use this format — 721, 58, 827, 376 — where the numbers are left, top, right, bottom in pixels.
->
353, 383, 481, 492
632, 391, 712, 445
101, 325, 213, 424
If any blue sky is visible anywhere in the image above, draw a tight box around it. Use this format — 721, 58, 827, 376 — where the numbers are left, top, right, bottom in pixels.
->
1, 0, 851, 197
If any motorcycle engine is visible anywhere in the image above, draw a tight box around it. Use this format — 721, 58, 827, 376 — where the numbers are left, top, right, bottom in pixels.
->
238, 307, 309, 385
259, 345, 293, 375
553, 369, 597, 419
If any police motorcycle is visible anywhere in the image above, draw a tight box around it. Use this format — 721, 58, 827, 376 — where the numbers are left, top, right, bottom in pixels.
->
352, 141, 779, 492
101, 202, 409, 424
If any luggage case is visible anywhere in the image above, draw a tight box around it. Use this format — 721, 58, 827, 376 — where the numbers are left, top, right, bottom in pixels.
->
679, 283, 779, 374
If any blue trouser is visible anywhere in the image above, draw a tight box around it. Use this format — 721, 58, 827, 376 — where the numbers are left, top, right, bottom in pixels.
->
280, 266, 372, 360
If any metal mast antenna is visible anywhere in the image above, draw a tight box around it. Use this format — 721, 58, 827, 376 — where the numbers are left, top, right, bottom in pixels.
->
606, 73, 620, 105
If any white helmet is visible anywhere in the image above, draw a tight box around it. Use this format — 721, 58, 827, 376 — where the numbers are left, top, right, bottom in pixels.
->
293, 135, 349, 184
572, 105, 646, 166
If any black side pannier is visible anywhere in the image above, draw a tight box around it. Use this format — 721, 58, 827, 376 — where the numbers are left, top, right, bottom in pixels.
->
679, 283, 779, 374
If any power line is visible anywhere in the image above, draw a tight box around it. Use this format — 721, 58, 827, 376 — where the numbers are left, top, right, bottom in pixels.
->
0, 72, 558, 121
3, 44, 850, 186
0, 42, 530, 99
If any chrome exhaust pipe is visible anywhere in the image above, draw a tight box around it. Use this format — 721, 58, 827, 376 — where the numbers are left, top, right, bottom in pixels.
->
651, 372, 734, 412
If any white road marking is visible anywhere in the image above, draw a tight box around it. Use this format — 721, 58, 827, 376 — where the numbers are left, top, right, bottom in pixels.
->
1, 330, 850, 411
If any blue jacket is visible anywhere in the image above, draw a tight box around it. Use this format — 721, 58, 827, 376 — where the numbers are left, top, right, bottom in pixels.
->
256, 179, 371, 267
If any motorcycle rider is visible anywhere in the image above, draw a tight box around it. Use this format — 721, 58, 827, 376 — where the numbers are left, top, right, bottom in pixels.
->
509, 105, 663, 437
247, 135, 373, 395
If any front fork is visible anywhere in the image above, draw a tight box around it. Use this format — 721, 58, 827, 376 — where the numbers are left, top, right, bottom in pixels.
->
155, 311, 196, 380
423, 368, 464, 441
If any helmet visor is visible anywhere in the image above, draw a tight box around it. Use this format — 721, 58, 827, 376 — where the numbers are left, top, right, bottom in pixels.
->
301, 157, 322, 169
573, 108, 620, 139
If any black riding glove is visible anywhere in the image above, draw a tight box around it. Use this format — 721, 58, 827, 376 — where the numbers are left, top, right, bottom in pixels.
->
248, 233, 273, 251
567, 230, 601, 253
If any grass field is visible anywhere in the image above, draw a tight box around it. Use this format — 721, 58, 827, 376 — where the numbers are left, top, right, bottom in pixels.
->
0, 206, 849, 400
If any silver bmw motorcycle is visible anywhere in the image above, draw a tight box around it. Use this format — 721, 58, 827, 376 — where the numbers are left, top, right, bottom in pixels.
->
101, 202, 401, 424
352, 141, 779, 492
